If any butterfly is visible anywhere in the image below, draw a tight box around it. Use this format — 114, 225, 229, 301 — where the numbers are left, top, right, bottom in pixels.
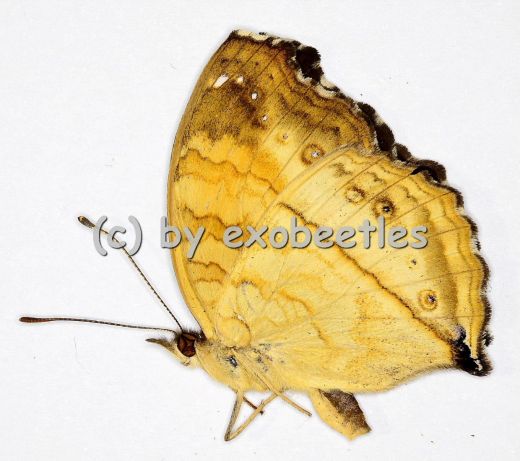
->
22, 29, 491, 441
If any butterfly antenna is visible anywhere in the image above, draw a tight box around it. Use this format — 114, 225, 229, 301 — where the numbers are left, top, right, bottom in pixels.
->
19, 316, 177, 333
78, 215, 184, 333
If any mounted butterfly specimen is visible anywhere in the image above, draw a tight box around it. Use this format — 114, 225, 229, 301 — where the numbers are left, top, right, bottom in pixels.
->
21, 30, 491, 441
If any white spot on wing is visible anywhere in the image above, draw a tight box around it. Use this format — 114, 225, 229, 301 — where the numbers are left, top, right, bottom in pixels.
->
236, 30, 269, 41
213, 74, 229, 88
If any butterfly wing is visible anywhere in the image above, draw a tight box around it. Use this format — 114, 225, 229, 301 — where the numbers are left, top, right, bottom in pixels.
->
308, 389, 370, 440
216, 145, 489, 395
170, 30, 490, 439
168, 31, 379, 337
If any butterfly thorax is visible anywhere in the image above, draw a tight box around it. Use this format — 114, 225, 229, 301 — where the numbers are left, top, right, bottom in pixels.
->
149, 332, 265, 391
195, 340, 267, 392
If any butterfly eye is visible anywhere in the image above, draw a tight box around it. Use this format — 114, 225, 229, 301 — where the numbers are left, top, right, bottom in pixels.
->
177, 333, 197, 357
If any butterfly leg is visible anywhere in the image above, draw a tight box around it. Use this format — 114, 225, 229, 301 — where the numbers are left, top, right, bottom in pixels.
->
279, 394, 312, 416
235, 354, 311, 417
224, 393, 277, 441
244, 395, 264, 414
224, 392, 244, 441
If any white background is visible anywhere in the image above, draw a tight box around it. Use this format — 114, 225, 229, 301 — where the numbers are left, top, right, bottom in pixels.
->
2, 1, 520, 460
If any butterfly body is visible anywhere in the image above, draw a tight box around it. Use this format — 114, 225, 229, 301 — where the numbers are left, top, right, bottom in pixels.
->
197, 341, 268, 392
149, 334, 267, 393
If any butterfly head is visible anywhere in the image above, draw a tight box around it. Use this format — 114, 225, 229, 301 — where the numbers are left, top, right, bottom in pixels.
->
147, 331, 204, 367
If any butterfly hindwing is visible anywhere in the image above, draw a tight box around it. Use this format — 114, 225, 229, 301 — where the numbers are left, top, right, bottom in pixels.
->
309, 389, 370, 440
214, 147, 487, 390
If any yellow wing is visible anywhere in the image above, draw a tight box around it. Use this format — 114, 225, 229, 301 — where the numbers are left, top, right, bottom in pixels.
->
169, 29, 490, 439
308, 389, 370, 440
168, 30, 379, 338
213, 146, 489, 394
